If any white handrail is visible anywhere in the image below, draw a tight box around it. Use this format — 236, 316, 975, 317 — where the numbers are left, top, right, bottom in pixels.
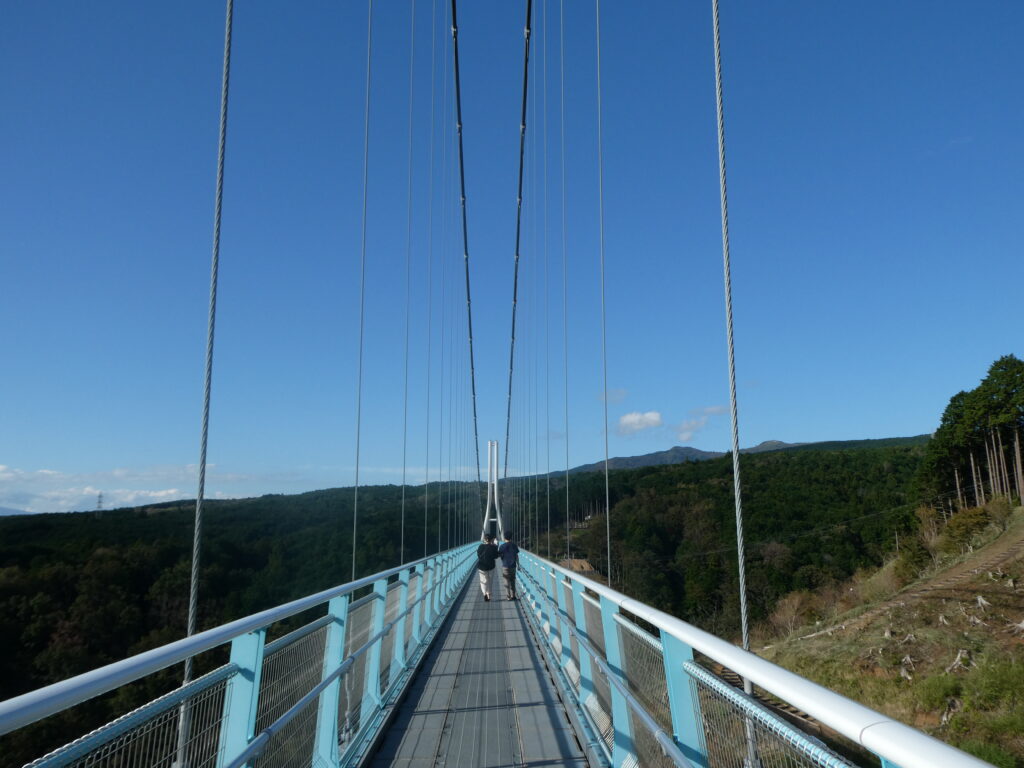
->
524, 552, 992, 768
0, 544, 476, 737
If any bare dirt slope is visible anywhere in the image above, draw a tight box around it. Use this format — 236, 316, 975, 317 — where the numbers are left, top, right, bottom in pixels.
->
796, 513, 1024, 642
761, 511, 1024, 766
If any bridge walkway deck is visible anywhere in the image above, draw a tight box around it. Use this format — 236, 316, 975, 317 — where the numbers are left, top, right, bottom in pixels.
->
367, 573, 589, 767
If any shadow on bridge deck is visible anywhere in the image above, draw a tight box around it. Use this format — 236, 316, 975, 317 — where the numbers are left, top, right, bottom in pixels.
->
367, 576, 589, 767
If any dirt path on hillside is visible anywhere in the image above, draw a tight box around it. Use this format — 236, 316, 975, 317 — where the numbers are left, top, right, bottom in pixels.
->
792, 516, 1024, 643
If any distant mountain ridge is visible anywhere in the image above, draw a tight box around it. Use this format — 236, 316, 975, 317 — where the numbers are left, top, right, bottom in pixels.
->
0, 506, 28, 516
567, 435, 930, 475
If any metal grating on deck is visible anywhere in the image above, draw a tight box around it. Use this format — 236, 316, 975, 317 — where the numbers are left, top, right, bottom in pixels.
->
368, 580, 589, 767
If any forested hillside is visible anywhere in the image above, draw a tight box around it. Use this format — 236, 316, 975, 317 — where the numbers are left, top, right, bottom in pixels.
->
916, 354, 1024, 507
0, 484, 474, 765
557, 444, 926, 637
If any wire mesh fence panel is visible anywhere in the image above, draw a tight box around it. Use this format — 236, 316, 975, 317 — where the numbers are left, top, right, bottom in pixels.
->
687, 665, 856, 768
551, 631, 564, 660
615, 617, 671, 731
582, 594, 606, 660
627, 707, 678, 768
561, 580, 576, 625
27, 670, 231, 768
256, 619, 330, 733
420, 569, 435, 626
338, 598, 374, 744
565, 635, 581, 692
403, 572, 420, 654
586, 656, 615, 754
378, 583, 403, 695
252, 689, 325, 768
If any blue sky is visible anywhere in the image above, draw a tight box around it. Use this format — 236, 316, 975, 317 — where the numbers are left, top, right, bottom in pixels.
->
1, 1, 1021, 513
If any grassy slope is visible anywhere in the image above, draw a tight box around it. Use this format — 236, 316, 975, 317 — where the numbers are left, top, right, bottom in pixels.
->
761, 509, 1024, 767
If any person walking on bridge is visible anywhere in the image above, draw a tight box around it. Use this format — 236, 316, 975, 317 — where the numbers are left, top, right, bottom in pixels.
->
476, 533, 500, 602
498, 531, 519, 601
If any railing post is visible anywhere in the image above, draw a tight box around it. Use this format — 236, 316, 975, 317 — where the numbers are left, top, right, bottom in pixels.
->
436, 555, 446, 608
538, 565, 557, 643
554, 576, 573, 670
424, 558, 436, 626
394, 568, 410, 672
431, 556, 443, 621
411, 562, 425, 646
441, 553, 451, 601
532, 562, 547, 624
216, 628, 266, 768
361, 578, 387, 729
543, 569, 562, 645
314, 595, 348, 768
599, 596, 634, 767
662, 634, 708, 768
449, 550, 458, 593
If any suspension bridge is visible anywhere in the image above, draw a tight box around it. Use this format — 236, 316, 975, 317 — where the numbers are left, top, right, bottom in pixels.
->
0, 0, 1000, 767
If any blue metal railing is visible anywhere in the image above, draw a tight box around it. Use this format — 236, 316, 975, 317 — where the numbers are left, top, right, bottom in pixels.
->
515, 551, 994, 768
0, 543, 477, 768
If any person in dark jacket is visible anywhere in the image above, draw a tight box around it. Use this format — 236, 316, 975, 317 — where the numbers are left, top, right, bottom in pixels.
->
497, 531, 520, 600
476, 533, 500, 601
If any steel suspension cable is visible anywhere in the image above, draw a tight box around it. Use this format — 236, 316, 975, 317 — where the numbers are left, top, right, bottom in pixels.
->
594, 0, 612, 585
184, 0, 233, 687
559, 0, 571, 560
351, 0, 374, 581
400, 0, 417, 566
437, 147, 448, 556
531, 68, 540, 555
449, 0, 483, 493
543, 0, 551, 559
502, 0, 534, 480
437, 3, 456, 552
710, 0, 751, 659
424, 0, 440, 559
438, 107, 458, 554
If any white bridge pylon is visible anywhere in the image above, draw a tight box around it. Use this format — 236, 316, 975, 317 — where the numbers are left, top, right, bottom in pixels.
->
481, 440, 505, 541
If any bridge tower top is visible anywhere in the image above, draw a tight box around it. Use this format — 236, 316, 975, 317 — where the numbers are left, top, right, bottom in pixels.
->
482, 440, 505, 541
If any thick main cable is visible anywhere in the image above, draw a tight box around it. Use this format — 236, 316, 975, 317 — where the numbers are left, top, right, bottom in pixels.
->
711, 0, 752, 660
184, 0, 233, 686
449, 0, 483, 492
352, 0, 374, 581
502, 0, 535, 479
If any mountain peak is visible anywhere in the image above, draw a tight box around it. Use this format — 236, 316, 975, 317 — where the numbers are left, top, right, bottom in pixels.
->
567, 435, 929, 474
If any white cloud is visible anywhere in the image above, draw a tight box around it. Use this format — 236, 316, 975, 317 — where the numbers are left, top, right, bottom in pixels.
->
601, 388, 627, 404
617, 411, 663, 436
675, 405, 727, 442
698, 405, 727, 416
676, 418, 704, 442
